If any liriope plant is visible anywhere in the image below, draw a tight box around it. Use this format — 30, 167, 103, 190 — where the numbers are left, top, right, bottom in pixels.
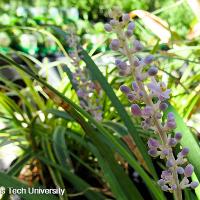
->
104, 8, 199, 200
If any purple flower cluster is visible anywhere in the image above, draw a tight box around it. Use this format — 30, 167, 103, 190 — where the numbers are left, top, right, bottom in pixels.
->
67, 32, 103, 121
105, 9, 198, 196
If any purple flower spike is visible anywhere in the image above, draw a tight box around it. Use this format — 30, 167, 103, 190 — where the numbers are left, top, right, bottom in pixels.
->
120, 85, 131, 94
157, 179, 165, 186
159, 102, 168, 111
184, 164, 194, 177
148, 138, 160, 148
144, 55, 154, 64
175, 132, 182, 140
166, 158, 174, 168
131, 104, 142, 116
148, 66, 158, 76
190, 181, 199, 189
128, 22, 135, 30
168, 138, 177, 147
177, 167, 184, 174
104, 24, 112, 32
110, 39, 120, 51
181, 147, 189, 156
148, 148, 158, 157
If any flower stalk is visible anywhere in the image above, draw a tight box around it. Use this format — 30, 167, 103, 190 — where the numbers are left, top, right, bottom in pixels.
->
105, 8, 198, 200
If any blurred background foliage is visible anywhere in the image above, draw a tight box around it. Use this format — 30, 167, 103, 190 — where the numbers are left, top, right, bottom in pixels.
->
0, 0, 200, 200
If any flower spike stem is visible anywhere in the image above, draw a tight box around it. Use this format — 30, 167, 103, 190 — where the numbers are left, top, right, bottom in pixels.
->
105, 8, 199, 200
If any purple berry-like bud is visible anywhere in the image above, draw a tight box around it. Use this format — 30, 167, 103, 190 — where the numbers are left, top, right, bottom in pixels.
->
110, 39, 120, 51
133, 58, 140, 67
77, 89, 85, 97
161, 185, 169, 191
181, 147, 189, 156
184, 164, 194, 177
119, 70, 128, 76
171, 184, 177, 190
128, 22, 135, 30
131, 104, 142, 116
110, 19, 118, 26
177, 167, 184, 174
144, 55, 154, 64
167, 121, 176, 129
118, 61, 127, 70
190, 181, 199, 189
134, 40, 143, 51
155, 112, 162, 119
175, 132, 182, 140
166, 158, 174, 167
104, 23, 112, 32
148, 66, 158, 76
120, 85, 131, 94
148, 138, 159, 148
132, 81, 139, 91
159, 102, 168, 111
115, 59, 121, 66
127, 93, 135, 101
125, 30, 132, 38
143, 106, 153, 116
148, 148, 158, 157
157, 179, 165, 186
168, 138, 177, 147
167, 112, 175, 121
122, 14, 130, 22
162, 149, 170, 156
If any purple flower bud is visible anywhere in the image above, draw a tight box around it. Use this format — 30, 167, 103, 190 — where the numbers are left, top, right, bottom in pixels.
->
131, 104, 142, 116
148, 138, 159, 148
128, 22, 135, 30
177, 167, 184, 174
175, 132, 182, 140
115, 59, 121, 66
166, 121, 176, 129
148, 148, 158, 157
127, 93, 135, 101
122, 14, 130, 22
110, 39, 120, 51
104, 23, 112, 32
157, 179, 165, 186
167, 112, 175, 121
166, 158, 174, 167
133, 58, 140, 67
184, 164, 194, 177
190, 181, 199, 189
144, 55, 154, 64
162, 149, 170, 156
159, 102, 168, 111
132, 81, 139, 91
148, 66, 158, 76
161, 185, 169, 191
77, 89, 85, 97
155, 112, 162, 119
139, 91, 144, 97
120, 85, 131, 94
171, 184, 177, 190
143, 106, 153, 116
125, 30, 132, 38
134, 40, 143, 51
110, 19, 118, 26
168, 138, 177, 147
119, 70, 128, 76
181, 147, 189, 156
118, 61, 127, 70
